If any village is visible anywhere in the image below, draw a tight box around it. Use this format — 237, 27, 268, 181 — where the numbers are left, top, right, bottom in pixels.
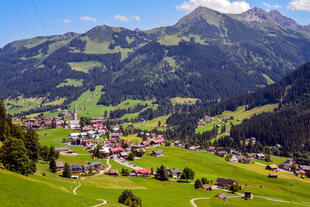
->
9, 107, 309, 206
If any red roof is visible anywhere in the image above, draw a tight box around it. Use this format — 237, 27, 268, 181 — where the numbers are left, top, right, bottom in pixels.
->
157, 135, 164, 139
135, 169, 151, 174
142, 141, 150, 146
152, 139, 165, 144
216, 193, 227, 200
110, 147, 124, 153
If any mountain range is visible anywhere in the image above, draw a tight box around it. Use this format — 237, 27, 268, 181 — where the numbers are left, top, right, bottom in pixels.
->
1, 6, 310, 113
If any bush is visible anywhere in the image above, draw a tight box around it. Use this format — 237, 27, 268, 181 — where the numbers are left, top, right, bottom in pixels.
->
201, 177, 209, 184
194, 179, 202, 189
118, 190, 142, 207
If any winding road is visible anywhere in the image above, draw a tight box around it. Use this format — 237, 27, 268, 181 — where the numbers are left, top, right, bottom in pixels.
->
190, 197, 210, 207
72, 158, 112, 206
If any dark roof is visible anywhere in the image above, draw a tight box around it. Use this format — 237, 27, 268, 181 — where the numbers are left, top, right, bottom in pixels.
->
70, 165, 83, 170
217, 178, 236, 186
88, 161, 101, 165
171, 169, 182, 173
55, 147, 69, 151
153, 150, 163, 154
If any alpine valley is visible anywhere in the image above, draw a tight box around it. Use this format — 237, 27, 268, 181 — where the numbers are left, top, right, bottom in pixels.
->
2, 5, 310, 207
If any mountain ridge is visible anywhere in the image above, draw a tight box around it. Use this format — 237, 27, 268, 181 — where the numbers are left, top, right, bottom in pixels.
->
1, 6, 310, 114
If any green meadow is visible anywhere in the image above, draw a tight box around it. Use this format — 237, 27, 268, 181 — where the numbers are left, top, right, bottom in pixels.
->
1, 128, 309, 207
69, 86, 151, 119
195, 104, 278, 134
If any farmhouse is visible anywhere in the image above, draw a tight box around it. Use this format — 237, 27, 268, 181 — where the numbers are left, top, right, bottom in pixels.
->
170, 168, 182, 179
266, 164, 278, 171
229, 156, 239, 163
55, 147, 69, 153
151, 139, 165, 145
215, 193, 227, 200
268, 174, 278, 178
83, 164, 91, 173
88, 161, 102, 169
109, 133, 121, 143
106, 169, 119, 176
134, 169, 151, 177
256, 153, 265, 160
203, 185, 212, 191
120, 152, 129, 159
216, 178, 237, 187
207, 146, 216, 152
55, 161, 64, 172
70, 165, 83, 174
300, 165, 310, 177
151, 150, 163, 157
110, 146, 124, 154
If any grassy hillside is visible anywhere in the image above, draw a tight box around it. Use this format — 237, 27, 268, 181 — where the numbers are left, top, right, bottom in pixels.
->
1, 128, 310, 207
195, 104, 278, 133
129, 146, 310, 204
57, 79, 84, 88
123, 115, 169, 131
69, 86, 151, 118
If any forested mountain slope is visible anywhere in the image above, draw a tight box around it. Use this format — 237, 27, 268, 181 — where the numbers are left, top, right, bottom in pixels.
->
1, 7, 310, 113
166, 62, 310, 159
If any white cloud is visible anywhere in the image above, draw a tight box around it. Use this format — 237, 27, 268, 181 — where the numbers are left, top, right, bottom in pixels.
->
133, 15, 141, 22
115, 14, 130, 22
176, 0, 251, 14
263, 2, 281, 11
56, 19, 71, 23
288, 0, 310, 11
115, 14, 141, 22
80, 16, 97, 23
63, 19, 71, 23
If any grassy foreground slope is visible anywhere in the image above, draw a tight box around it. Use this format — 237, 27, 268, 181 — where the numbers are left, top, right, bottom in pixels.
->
129, 146, 310, 204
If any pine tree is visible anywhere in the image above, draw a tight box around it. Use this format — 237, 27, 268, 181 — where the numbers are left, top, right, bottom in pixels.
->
155, 165, 169, 181
63, 162, 71, 178
49, 159, 57, 173
24, 128, 40, 162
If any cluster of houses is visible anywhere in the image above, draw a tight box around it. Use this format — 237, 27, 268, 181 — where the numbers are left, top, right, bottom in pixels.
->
20, 117, 65, 129
264, 158, 310, 178
55, 160, 103, 174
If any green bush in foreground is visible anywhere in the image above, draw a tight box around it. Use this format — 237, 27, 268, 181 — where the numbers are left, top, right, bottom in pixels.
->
119, 190, 142, 207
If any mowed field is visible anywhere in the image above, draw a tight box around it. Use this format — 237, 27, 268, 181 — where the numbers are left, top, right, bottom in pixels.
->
69, 86, 152, 119
1, 128, 310, 207
195, 104, 278, 134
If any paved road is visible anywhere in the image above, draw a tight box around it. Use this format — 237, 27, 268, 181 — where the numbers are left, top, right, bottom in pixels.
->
190, 197, 210, 207
113, 156, 143, 170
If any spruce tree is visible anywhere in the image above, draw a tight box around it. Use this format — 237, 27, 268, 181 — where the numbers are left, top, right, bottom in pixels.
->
63, 163, 71, 178
49, 159, 57, 173
24, 128, 40, 162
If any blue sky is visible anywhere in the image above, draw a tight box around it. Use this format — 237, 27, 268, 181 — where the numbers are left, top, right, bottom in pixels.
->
0, 0, 310, 47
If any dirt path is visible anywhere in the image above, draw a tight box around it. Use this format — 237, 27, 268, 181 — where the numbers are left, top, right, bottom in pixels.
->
190, 197, 210, 207
72, 159, 112, 205
92, 199, 107, 207
73, 181, 81, 195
